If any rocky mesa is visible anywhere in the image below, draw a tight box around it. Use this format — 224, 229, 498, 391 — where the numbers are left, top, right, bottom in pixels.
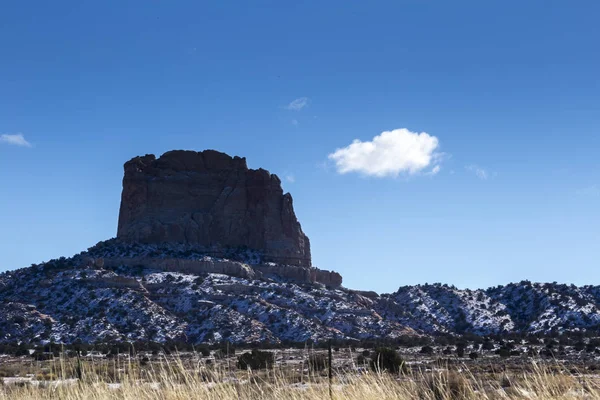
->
117, 150, 311, 267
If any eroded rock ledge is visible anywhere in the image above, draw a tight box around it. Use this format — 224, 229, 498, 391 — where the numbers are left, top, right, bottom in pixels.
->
95, 256, 342, 287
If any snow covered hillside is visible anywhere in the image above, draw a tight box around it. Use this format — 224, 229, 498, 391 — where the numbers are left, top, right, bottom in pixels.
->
1, 241, 600, 345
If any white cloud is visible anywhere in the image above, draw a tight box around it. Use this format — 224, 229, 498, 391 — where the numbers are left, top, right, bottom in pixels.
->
285, 97, 309, 111
430, 165, 441, 175
285, 174, 296, 183
465, 165, 488, 180
0, 133, 31, 147
328, 128, 441, 177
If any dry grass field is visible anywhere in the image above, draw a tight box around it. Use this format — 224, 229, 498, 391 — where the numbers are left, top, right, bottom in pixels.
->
1, 348, 600, 399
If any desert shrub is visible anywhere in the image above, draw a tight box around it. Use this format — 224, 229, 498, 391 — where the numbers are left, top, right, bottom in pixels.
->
14, 347, 30, 357
496, 347, 511, 358
237, 349, 274, 370
369, 347, 406, 374
482, 341, 495, 350
198, 347, 211, 357
356, 354, 368, 365
527, 336, 542, 345
527, 347, 538, 357
420, 345, 434, 355
469, 352, 478, 360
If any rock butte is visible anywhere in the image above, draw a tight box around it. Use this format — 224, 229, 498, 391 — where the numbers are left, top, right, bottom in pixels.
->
117, 150, 312, 267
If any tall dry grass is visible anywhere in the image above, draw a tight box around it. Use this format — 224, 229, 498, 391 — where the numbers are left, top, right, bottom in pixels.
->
1, 354, 599, 399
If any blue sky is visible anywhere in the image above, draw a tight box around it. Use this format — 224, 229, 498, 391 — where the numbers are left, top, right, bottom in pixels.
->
1, 1, 598, 293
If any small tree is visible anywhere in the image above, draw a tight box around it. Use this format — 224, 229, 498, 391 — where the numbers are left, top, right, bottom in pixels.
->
482, 341, 495, 351
198, 347, 211, 357
370, 347, 406, 374
237, 350, 274, 370
497, 347, 511, 358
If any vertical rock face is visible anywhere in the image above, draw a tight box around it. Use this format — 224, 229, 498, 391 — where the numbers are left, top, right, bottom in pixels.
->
117, 150, 312, 267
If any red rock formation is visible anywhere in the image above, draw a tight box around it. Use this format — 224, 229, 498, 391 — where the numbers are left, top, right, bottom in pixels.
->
117, 150, 311, 267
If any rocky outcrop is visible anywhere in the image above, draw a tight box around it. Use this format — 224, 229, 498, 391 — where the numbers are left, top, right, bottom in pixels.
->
117, 150, 311, 267
256, 263, 342, 287
87, 276, 145, 291
100, 256, 342, 287
102, 256, 258, 280
313, 269, 344, 287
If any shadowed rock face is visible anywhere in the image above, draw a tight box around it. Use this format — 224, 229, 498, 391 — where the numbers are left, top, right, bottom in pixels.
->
117, 150, 312, 267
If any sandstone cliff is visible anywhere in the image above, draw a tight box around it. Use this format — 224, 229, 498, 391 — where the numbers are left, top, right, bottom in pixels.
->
117, 150, 311, 267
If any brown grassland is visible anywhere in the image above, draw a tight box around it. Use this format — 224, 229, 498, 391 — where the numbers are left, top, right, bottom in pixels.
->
1, 350, 600, 399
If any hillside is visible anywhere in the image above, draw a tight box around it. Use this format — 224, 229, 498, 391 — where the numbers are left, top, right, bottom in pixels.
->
0, 240, 411, 344
1, 240, 600, 345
